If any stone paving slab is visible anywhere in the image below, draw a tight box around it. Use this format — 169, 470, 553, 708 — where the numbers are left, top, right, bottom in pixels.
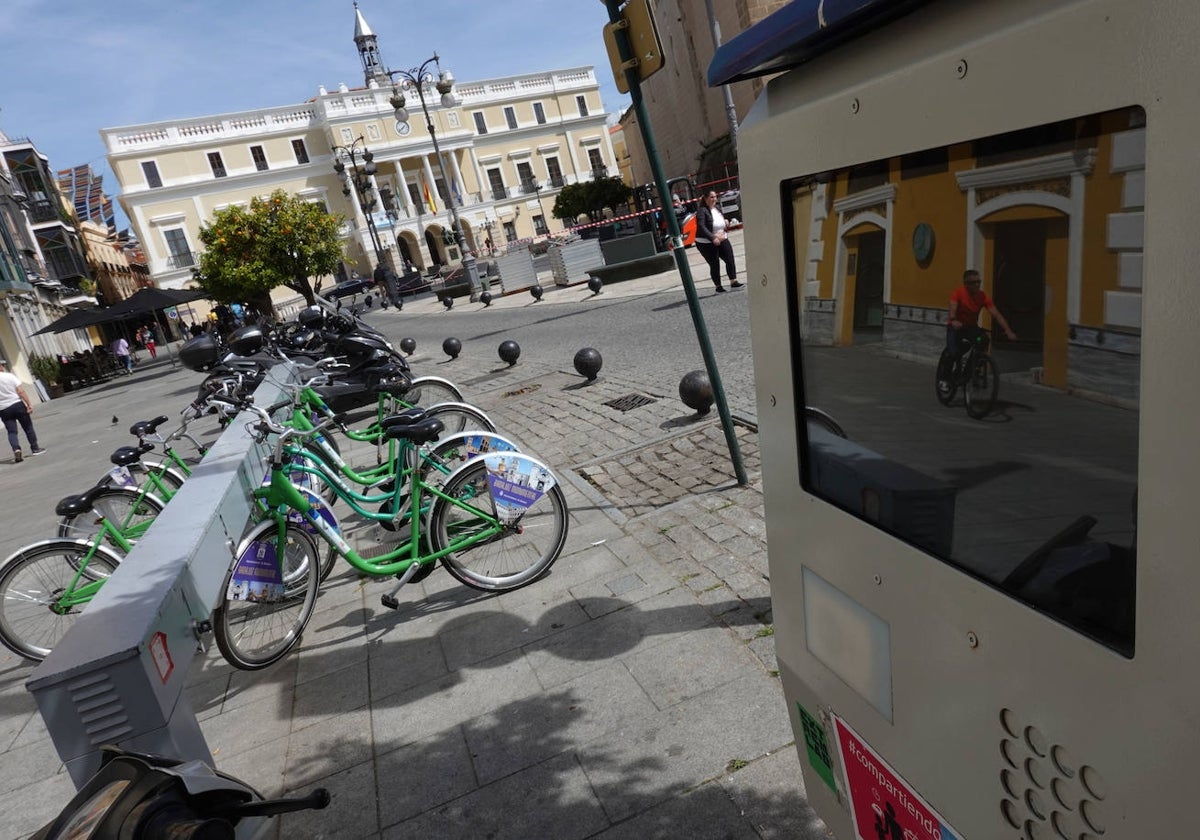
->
0, 297, 820, 839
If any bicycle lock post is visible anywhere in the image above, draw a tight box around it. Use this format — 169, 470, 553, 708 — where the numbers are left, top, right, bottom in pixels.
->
602, 0, 747, 486
25, 367, 299, 786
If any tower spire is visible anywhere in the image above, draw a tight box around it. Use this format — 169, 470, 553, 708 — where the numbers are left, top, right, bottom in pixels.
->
353, 2, 389, 88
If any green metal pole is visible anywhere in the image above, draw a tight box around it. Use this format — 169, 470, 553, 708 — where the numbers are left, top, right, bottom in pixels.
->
603, 0, 747, 486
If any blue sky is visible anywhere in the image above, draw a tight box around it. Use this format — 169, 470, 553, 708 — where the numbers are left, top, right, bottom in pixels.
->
0, 0, 631, 229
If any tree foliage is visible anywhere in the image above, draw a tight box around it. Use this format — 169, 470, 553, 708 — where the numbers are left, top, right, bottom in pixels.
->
551, 176, 633, 224
194, 190, 344, 312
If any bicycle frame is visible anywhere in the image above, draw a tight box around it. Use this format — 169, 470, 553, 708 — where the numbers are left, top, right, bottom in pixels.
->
45, 521, 136, 614
255, 449, 503, 579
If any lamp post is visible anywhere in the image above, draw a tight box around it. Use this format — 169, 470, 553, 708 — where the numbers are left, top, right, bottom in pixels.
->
522, 178, 548, 237
387, 53, 482, 302
331, 135, 388, 272
481, 217, 496, 256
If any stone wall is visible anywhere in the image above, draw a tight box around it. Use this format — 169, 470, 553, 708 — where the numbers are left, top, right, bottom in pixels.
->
1067, 325, 1140, 406
882, 303, 948, 363
802, 298, 836, 346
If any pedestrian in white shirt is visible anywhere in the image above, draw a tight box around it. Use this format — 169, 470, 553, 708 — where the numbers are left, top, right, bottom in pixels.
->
0, 360, 44, 463
694, 191, 741, 293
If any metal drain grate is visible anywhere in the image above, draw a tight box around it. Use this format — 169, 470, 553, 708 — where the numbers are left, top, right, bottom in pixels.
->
604, 393, 657, 412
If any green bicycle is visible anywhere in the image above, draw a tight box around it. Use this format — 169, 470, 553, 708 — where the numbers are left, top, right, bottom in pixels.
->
0, 486, 151, 660
213, 404, 569, 670
57, 409, 212, 540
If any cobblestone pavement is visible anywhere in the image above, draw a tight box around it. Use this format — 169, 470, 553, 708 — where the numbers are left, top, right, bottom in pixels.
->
0, 342, 825, 839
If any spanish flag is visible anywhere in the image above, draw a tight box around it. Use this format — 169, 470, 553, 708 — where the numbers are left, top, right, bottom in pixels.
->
423, 180, 437, 214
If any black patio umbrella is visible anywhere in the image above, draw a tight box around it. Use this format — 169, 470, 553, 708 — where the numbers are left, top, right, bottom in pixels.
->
104, 286, 208, 318
31, 307, 108, 336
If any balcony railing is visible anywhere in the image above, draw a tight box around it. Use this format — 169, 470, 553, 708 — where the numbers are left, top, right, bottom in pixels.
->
590, 166, 609, 180
28, 199, 62, 225
547, 175, 565, 188
44, 250, 90, 283
167, 251, 196, 269
490, 186, 509, 201
519, 180, 540, 195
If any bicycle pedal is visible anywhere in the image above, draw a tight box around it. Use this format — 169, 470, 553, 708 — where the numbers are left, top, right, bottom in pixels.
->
380, 594, 400, 610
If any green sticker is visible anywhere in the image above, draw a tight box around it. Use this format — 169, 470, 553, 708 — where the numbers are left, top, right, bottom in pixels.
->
797, 703, 838, 794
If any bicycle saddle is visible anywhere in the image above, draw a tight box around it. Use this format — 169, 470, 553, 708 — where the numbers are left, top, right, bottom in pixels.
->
129, 415, 170, 438
55, 484, 121, 517
382, 417, 444, 445
380, 408, 426, 428
110, 443, 154, 466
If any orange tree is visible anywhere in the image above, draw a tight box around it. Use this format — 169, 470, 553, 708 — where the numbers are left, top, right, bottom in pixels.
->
552, 176, 632, 224
194, 190, 344, 315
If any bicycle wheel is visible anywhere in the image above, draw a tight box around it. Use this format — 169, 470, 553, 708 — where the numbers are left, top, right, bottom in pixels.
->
213, 519, 321, 670
56, 487, 166, 542
803, 407, 847, 439
0, 540, 122, 661
965, 354, 999, 419
419, 431, 522, 492
403, 376, 463, 408
935, 349, 958, 405
431, 460, 568, 592
423, 401, 497, 436
131, 459, 188, 494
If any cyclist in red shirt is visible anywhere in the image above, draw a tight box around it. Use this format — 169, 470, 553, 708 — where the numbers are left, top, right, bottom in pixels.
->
938, 269, 1016, 388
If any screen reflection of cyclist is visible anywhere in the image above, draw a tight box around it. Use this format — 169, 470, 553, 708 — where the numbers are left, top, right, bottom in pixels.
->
938, 269, 1017, 393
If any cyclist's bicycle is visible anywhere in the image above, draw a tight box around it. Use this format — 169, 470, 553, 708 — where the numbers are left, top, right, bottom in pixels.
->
213, 404, 568, 670
936, 327, 1000, 419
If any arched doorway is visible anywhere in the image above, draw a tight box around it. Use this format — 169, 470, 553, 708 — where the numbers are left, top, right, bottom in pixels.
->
424, 226, 445, 267
397, 232, 421, 271
835, 216, 889, 345
976, 203, 1070, 385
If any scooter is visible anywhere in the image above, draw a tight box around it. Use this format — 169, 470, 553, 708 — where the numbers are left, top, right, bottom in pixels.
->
31, 746, 328, 840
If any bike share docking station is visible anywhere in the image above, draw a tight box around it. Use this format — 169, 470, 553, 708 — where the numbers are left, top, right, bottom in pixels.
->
26, 368, 297, 787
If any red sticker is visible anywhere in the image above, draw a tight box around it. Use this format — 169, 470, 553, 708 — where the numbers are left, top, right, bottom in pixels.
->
149, 631, 174, 684
833, 716, 962, 840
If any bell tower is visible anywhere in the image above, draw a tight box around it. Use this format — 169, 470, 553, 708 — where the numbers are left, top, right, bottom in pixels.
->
353, 2, 389, 88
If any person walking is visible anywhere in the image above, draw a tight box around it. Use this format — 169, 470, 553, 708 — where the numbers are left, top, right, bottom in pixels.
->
143, 324, 157, 359
694, 190, 741, 293
0, 360, 44, 463
111, 336, 132, 374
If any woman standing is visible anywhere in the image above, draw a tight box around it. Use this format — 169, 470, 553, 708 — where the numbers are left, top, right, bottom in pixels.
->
694, 191, 742, 293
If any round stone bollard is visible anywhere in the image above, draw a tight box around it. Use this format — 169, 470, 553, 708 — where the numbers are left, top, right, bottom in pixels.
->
679, 370, 714, 414
573, 347, 603, 381
441, 295, 454, 310
587, 276, 603, 296
498, 340, 521, 366
530, 284, 544, 301
399, 337, 417, 356
442, 337, 462, 359
480, 291, 493, 307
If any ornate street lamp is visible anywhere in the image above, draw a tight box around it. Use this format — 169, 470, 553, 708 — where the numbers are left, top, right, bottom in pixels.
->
387, 53, 483, 301
331, 135, 388, 272
522, 177, 549, 236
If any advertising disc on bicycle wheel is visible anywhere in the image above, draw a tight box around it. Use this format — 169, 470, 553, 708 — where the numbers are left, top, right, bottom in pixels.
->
228, 540, 286, 603
479, 453, 557, 524
108, 465, 137, 488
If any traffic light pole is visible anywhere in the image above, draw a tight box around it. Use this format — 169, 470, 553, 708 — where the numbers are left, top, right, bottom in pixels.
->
602, 0, 747, 486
